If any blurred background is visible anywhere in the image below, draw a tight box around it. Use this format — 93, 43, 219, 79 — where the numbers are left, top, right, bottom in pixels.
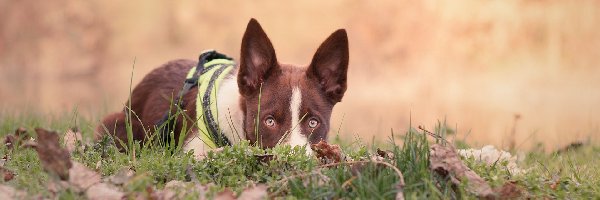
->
1, 0, 599, 150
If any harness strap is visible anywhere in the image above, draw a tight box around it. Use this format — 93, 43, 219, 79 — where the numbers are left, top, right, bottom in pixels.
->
157, 50, 234, 148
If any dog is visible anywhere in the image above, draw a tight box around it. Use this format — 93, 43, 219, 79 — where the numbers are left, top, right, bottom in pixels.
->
97, 19, 349, 158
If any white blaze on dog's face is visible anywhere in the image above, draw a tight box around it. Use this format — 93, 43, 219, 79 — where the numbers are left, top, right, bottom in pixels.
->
237, 19, 349, 151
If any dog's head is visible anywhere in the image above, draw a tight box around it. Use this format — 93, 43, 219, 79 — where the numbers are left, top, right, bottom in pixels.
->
238, 19, 348, 150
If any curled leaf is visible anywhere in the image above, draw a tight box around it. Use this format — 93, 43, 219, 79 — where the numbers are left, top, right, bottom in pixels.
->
33, 128, 72, 180
311, 141, 344, 163
494, 181, 524, 199
4, 127, 29, 150
1, 166, 15, 182
429, 144, 494, 198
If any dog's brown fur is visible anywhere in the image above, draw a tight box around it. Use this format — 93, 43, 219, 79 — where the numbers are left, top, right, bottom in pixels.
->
97, 59, 200, 149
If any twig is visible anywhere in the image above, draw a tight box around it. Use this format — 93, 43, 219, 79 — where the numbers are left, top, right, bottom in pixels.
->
417, 125, 453, 148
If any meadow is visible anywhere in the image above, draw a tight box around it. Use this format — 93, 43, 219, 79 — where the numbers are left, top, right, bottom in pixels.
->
1, 1, 599, 199
1, 112, 598, 199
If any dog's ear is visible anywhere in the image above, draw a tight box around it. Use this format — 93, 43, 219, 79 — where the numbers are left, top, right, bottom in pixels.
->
238, 18, 279, 97
307, 29, 349, 103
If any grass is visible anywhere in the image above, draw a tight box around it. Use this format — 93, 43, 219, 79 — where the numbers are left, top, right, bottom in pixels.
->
1, 111, 599, 199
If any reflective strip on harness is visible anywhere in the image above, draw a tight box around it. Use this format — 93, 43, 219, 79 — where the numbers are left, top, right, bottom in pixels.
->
186, 58, 236, 149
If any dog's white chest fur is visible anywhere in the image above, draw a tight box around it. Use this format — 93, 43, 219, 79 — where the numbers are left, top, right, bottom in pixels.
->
183, 75, 243, 158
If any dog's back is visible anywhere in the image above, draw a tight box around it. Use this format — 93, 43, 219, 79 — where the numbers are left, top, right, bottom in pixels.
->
97, 59, 199, 148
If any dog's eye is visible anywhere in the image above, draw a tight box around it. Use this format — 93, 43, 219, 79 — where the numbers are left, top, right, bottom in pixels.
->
308, 118, 319, 128
264, 116, 276, 127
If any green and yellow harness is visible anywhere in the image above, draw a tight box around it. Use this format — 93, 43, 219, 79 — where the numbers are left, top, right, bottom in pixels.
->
158, 50, 236, 149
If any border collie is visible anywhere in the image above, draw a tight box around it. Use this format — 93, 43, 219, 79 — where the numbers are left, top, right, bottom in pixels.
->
97, 19, 349, 158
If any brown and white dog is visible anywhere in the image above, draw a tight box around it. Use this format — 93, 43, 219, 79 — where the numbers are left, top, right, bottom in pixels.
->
97, 19, 348, 158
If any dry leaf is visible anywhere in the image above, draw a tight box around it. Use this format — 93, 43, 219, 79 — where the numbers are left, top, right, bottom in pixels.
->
4, 127, 29, 150
14, 127, 28, 137
63, 129, 83, 154
0, 184, 27, 200
214, 188, 236, 200
494, 181, 524, 199
458, 145, 522, 175
3, 135, 16, 150
86, 183, 125, 200
68, 162, 101, 192
429, 144, 494, 198
254, 154, 275, 163
311, 141, 344, 163
1, 166, 15, 182
32, 128, 72, 180
238, 184, 268, 200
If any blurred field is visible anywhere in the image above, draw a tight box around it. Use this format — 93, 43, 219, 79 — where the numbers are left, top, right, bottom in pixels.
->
1, 0, 599, 150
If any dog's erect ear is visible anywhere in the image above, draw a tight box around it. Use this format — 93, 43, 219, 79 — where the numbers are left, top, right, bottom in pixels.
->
238, 18, 279, 97
307, 29, 349, 103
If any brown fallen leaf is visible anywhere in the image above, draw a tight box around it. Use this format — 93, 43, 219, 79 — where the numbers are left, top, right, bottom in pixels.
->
86, 183, 125, 200
32, 128, 72, 180
3, 135, 17, 150
0, 184, 27, 200
549, 174, 560, 190
494, 181, 524, 199
429, 144, 494, 198
15, 127, 28, 137
63, 128, 84, 154
68, 162, 101, 192
311, 141, 344, 163
4, 127, 30, 150
254, 154, 275, 163
238, 184, 268, 200
1, 166, 15, 182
